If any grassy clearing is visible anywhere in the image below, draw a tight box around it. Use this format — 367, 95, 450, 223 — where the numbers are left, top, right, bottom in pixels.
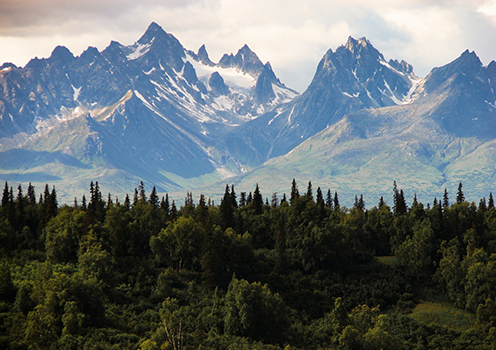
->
410, 301, 476, 332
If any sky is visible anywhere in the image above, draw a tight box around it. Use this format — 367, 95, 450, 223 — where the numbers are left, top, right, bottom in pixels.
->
0, 0, 496, 92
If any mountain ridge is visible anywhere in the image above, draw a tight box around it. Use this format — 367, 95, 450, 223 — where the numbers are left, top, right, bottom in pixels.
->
0, 22, 495, 204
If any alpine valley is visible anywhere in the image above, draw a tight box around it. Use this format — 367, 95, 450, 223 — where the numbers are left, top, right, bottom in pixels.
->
0, 22, 495, 205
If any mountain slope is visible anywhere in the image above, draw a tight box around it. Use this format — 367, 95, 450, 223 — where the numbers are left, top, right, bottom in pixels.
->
220, 37, 420, 167
0, 22, 297, 200
229, 49, 496, 204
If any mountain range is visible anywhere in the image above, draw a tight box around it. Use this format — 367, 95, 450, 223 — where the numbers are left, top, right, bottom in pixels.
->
0, 22, 495, 205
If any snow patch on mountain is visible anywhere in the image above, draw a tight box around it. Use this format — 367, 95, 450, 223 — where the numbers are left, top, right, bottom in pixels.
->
127, 40, 154, 60
186, 53, 255, 92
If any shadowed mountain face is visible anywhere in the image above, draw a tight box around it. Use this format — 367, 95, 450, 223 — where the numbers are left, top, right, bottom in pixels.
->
1, 23, 495, 204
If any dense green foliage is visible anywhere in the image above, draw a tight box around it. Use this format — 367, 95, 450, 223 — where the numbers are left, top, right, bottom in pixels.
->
1, 180, 496, 349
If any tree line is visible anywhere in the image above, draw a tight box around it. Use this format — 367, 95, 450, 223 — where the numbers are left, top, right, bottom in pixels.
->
0, 179, 496, 349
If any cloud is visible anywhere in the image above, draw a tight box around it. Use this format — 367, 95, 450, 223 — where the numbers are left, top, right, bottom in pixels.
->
0, 0, 495, 92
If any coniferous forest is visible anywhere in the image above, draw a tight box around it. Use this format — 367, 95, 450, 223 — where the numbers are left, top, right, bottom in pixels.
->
1, 179, 496, 350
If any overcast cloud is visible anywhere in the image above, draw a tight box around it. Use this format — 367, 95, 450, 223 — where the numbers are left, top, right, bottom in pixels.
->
0, 0, 495, 91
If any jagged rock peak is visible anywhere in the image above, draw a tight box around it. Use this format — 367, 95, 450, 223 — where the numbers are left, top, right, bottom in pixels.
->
341, 36, 383, 61
209, 71, 229, 95
458, 49, 482, 66
197, 44, 215, 66
389, 59, 414, 74
137, 22, 170, 45
49, 45, 75, 63
344, 36, 372, 52
0, 62, 17, 70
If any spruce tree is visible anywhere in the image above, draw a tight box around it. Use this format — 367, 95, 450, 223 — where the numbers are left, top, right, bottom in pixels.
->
290, 179, 299, 205
220, 185, 234, 229
247, 192, 252, 205
2, 182, 9, 207
359, 194, 365, 211
124, 194, 130, 211
316, 187, 324, 208
253, 184, 263, 215
271, 192, 279, 208
27, 182, 36, 204
150, 186, 159, 208
281, 193, 287, 204
306, 181, 313, 201
230, 185, 238, 208
479, 197, 487, 211
489, 193, 494, 209
161, 194, 170, 222
378, 196, 385, 208
107, 193, 113, 208
133, 188, 138, 207
326, 189, 333, 208
393, 182, 407, 216
443, 188, 449, 208
170, 200, 177, 220
138, 181, 146, 202
456, 182, 465, 204
334, 191, 340, 209
239, 192, 246, 207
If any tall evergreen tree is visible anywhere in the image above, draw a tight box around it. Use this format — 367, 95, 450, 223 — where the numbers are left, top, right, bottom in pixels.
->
456, 182, 465, 204
393, 182, 407, 216
231, 185, 238, 208
290, 179, 299, 205
220, 185, 234, 229
479, 197, 487, 211
281, 193, 287, 204
247, 192, 253, 205
443, 188, 450, 208
124, 194, 130, 211
133, 188, 138, 207
489, 193, 494, 209
138, 181, 146, 202
334, 191, 340, 209
2, 181, 9, 208
359, 194, 365, 211
316, 187, 324, 209
107, 193, 113, 208
306, 181, 313, 201
253, 184, 263, 215
184, 192, 194, 207
271, 192, 279, 208
326, 189, 333, 208
239, 192, 246, 207
170, 200, 177, 221
27, 182, 36, 204
378, 196, 385, 208
161, 194, 170, 220
150, 186, 159, 208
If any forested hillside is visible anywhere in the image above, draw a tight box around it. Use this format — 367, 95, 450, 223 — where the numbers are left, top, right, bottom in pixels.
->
1, 180, 496, 349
